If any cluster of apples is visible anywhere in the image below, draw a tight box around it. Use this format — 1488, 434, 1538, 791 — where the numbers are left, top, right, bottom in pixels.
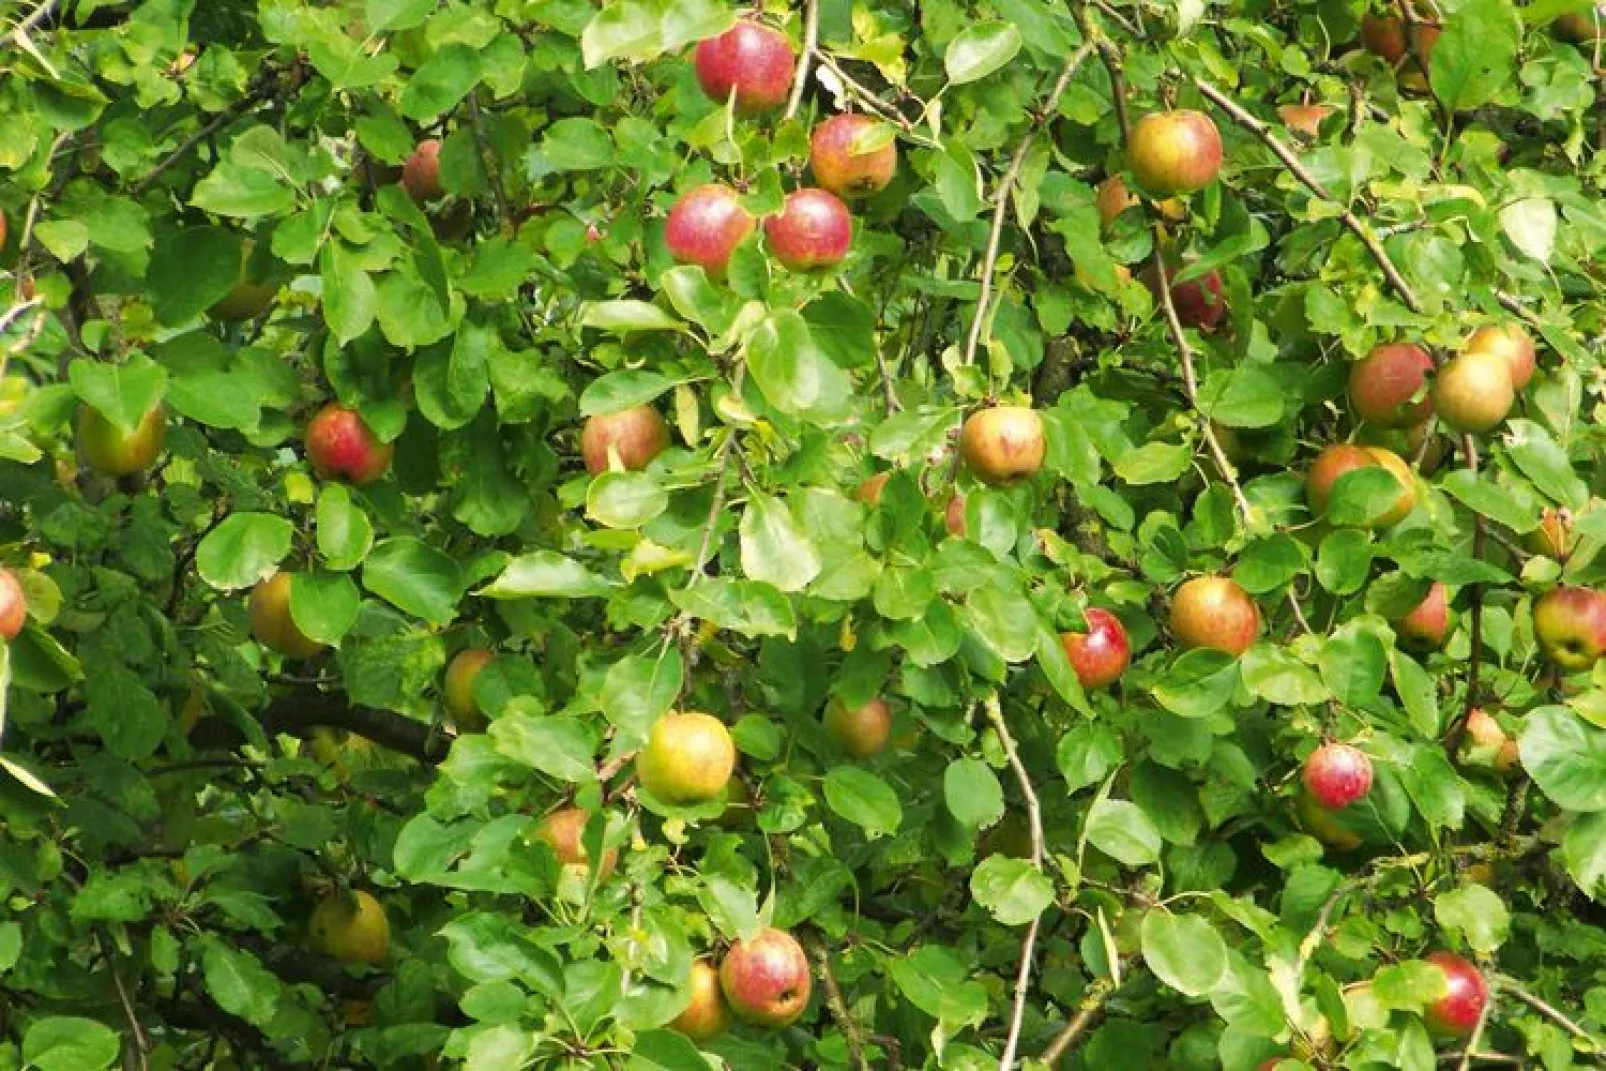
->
668, 929, 813, 1041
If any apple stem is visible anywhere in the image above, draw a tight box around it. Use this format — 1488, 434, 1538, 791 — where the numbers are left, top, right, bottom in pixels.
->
783, 0, 819, 121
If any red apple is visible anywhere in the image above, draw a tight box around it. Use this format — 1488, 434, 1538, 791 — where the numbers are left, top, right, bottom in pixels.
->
305, 403, 393, 485
1525, 507, 1574, 560
534, 807, 617, 880
1393, 582, 1450, 650
1465, 324, 1536, 390
1170, 576, 1260, 656
665, 185, 754, 276
1348, 343, 1434, 428
719, 928, 811, 1028
402, 138, 444, 203
1461, 708, 1521, 774
694, 20, 795, 116
959, 406, 1046, 486
1143, 260, 1227, 331
823, 696, 892, 758
1361, 11, 1440, 85
248, 571, 327, 660
1059, 608, 1131, 691
1304, 443, 1416, 528
855, 472, 890, 506
1533, 586, 1606, 671
809, 113, 897, 199
0, 568, 26, 641
1302, 743, 1373, 810
670, 960, 732, 1042
1129, 110, 1223, 197
582, 405, 670, 475
765, 188, 852, 271
1095, 175, 1139, 230
1422, 951, 1487, 1037
944, 494, 967, 537
78, 405, 167, 476
1278, 103, 1333, 137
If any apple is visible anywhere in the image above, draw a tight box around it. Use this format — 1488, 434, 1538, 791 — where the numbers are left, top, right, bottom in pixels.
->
305, 403, 393, 485
534, 807, 617, 880
1278, 103, 1333, 137
636, 711, 736, 804
670, 960, 732, 1042
765, 188, 852, 271
944, 494, 967, 537
1304, 443, 1415, 528
249, 571, 327, 660
1533, 586, 1606, 671
1095, 175, 1187, 230
1059, 608, 1131, 691
809, 113, 897, 199
1461, 708, 1520, 774
959, 406, 1046, 486
402, 138, 444, 203
665, 184, 755, 276
855, 472, 890, 506
1302, 743, 1373, 810
308, 889, 390, 965
1465, 324, 1536, 390
78, 405, 167, 476
1393, 582, 1450, 650
719, 928, 812, 1028
694, 20, 795, 116
0, 568, 25, 640
1432, 350, 1513, 434
1422, 951, 1488, 1037
1170, 576, 1260, 656
1525, 506, 1574, 559
1129, 110, 1223, 197
1361, 11, 1440, 85
582, 405, 670, 475
823, 696, 892, 758
1557, 6, 1605, 41
208, 239, 277, 321
0, 207, 6, 252
1297, 788, 1364, 850
1348, 343, 1434, 428
1142, 260, 1227, 331
443, 648, 493, 731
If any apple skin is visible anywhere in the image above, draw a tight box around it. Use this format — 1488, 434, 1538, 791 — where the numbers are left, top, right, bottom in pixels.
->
809, 113, 897, 199
1393, 582, 1451, 650
0, 207, 6, 252
665, 184, 754, 276
1059, 608, 1131, 691
1462, 708, 1521, 774
1142, 261, 1226, 331
582, 405, 670, 475
443, 648, 493, 731
248, 571, 328, 660
823, 696, 892, 758
1302, 743, 1373, 810
944, 494, 967, 537
670, 960, 733, 1042
535, 807, 617, 880
1297, 787, 1364, 850
402, 138, 445, 203
1557, 7, 1605, 41
694, 20, 795, 116
1170, 576, 1260, 657
1533, 586, 1606, 671
0, 567, 26, 641
765, 188, 852, 271
1361, 12, 1439, 85
1525, 506, 1574, 559
308, 889, 390, 965
208, 240, 276, 322
305, 404, 393, 485
1129, 110, 1223, 198
636, 711, 736, 804
78, 405, 167, 476
1304, 443, 1416, 528
1466, 324, 1536, 390
1348, 343, 1434, 428
960, 406, 1046, 486
1094, 175, 1187, 230
855, 472, 890, 506
1432, 349, 1514, 434
1278, 103, 1333, 137
1422, 952, 1488, 1037
719, 928, 812, 1028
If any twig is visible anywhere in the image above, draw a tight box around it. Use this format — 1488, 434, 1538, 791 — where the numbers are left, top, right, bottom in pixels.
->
784, 0, 819, 121
813, 54, 915, 132
804, 932, 869, 1071
189, 690, 452, 765
131, 93, 266, 196
983, 694, 1045, 1070
465, 93, 512, 227
13, 0, 57, 35
1492, 977, 1595, 1042
1445, 435, 1485, 753
689, 367, 745, 585
1039, 976, 1116, 1065
98, 932, 151, 1069
1456, 981, 1494, 1071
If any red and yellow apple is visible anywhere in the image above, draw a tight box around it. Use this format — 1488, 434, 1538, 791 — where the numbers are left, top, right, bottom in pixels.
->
809, 114, 897, 200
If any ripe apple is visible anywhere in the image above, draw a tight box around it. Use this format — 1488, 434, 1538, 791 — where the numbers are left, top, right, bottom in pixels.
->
1348, 343, 1434, 428
1533, 586, 1606, 671
0, 207, 6, 251
208, 239, 277, 321
809, 113, 897, 199
1525, 506, 1574, 559
1422, 951, 1488, 1037
0, 567, 26, 640
1361, 11, 1440, 86
765, 188, 852, 271
1297, 788, 1364, 850
443, 648, 493, 731
670, 960, 732, 1042
636, 711, 736, 804
1094, 175, 1187, 230
1432, 350, 1513, 434
1393, 582, 1450, 650
308, 889, 390, 965
1278, 103, 1333, 137
959, 406, 1046, 486
719, 928, 812, 1028
1304, 443, 1415, 528
305, 403, 393, 485
1059, 608, 1131, 691
582, 405, 670, 475
1170, 576, 1260, 656
402, 138, 444, 203
1557, 6, 1605, 41
249, 571, 327, 660
665, 184, 754, 276
1461, 708, 1520, 774
534, 807, 618, 880
1129, 110, 1223, 197
1142, 260, 1226, 331
855, 472, 890, 506
78, 405, 167, 476
1465, 324, 1536, 390
1302, 743, 1373, 810
944, 494, 967, 537
823, 696, 891, 758
694, 20, 794, 116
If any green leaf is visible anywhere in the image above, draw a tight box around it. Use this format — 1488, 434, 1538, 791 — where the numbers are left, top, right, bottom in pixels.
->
579, 300, 683, 333
367, 0, 435, 32
944, 758, 1005, 829
1439, 469, 1541, 532
536, 117, 616, 171
1563, 811, 1606, 899
1115, 442, 1192, 486
22, 1017, 120, 1071
399, 44, 483, 120
1141, 911, 1228, 997
1086, 797, 1162, 867
582, 0, 663, 68
289, 570, 362, 646
491, 712, 597, 781
1152, 649, 1241, 719
1316, 529, 1373, 595
191, 161, 294, 217
969, 855, 1053, 925
362, 537, 465, 625
316, 484, 375, 571
1198, 364, 1285, 428
587, 471, 669, 529
1520, 706, 1606, 812
321, 242, 377, 345
1504, 419, 1588, 508
601, 649, 683, 748
69, 356, 166, 434
579, 371, 676, 417
1434, 884, 1510, 953
195, 513, 294, 590
1428, 0, 1519, 112
148, 227, 244, 325
626, 1030, 711, 1071
477, 551, 611, 599
1241, 646, 1330, 706
944, 22, 1023, 84
672, 579, 797, 639
745, 310, 852, 420
697, 874, 760, 941
739, 492, 821, 594
822, 767, 902, 838
202, 940, 281, 1027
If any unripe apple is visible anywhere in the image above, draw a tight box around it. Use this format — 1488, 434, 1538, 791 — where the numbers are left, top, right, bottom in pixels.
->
719, 928, 811, 1028
1059, 608, 1131, 691
0, 567, 26, 641
809, 113, 897, 199
823, 696, 891, 758
443, 648, 493, 731
1297, 788, 1364, 850
1465, 324, 1536, 390
308, 889, 390, 965
1302, 743, 1373, 810
1129, 110, 1223, 198
944, 494, 967, 537
1304, 443, 1416, 528
402, 138, 444, 203
249, 571, 327, 660
1278, 103, 1334, 137
1422, 951, 1488, 1037
765, 188, 852, 271
855, 472, 890, 506
78, 405, 167, 476
1392, 582, 1450, 650
1142, 260, 1227, 331
694, 20, 795, 116
581, 405, 670, 475
305, 404, 392, 485
670, 960, 732, 1042
1348, 343, 1434, 428
1432, 350, 1514, 434
636, 711, 736, 804
534, 807, 617, 880
208, 239, 277, 322
1461, 708, 1521, 774
1533, 586, 1606, 671
665, 185, 754, 276
959, 406, 1046, 486
1170, 576, 1260, 656
1525, 506, 1574, 559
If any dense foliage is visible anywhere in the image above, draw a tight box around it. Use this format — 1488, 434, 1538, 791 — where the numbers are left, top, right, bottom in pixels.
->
3, 0, 1606, 1069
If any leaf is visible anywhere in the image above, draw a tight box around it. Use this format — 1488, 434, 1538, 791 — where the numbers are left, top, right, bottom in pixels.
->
190, 161, 294, 217
1563, 811, 1606, 899
944, 22, 1023, 84
1504, 419, 1588, 508
202, 940, 281, 1027
22, 1017, 121, 1071
477, 551, 611, 599
1500, 198, 1557, 263
1141, 911, 1228, 997
580, 300, 683, 333
321, 242, 377, 345
491, 713, 597, 782
1152, 649, 1241, 718
148, 227, 244, 325
671, 579, 797, 639
1115, 442, 1192, 486
744, 310, 852, 419
969, 855, 1053, 925
69, 357, 166, 434
316, 484, 375, 571
626, 1030, 711, 1071
582, 0, 663, 68
944, 758, 1005, 828
822, 767, 902, 838
362, 538, 464, 625
579, 371, 677, 417
587, 471, 669, 529
1085, 798, 1162, 867
601, 649, 683, 748
739, 492, 821, 594
1439, 470, 1541, 532
1434, 884, 1510, 953
289, 571, 362, 646
1520, 706, 1606, 812
1429, 0, 1520, 112
398, 43, 483, 120
195, 513, 294, 590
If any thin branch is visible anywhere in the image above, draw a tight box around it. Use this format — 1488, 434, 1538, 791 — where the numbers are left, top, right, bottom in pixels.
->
1456, 981, 1494, 1071
813, 54, 916, 132
690, 370, 744, 585
984, 694, 1045, 1070
1492, 977, 1595, 1042
465, 93, 512, 227
804, 932, 869, 1071
784, 0, 819, 121
131, 93, 266, 196
98, 932, 151, 1070
13, 0, 57, 35
1445, 434, 1485, 754
1039, 976, 1116, 1065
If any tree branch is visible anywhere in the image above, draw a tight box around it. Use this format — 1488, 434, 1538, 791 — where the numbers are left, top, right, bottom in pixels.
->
131, 92, 266, 196
13, 0, 57, 35
784, 0, 819, 121
465, 93, 511, 227
804, 932, 869, 1071
1492, 977, 1596, 1043
984, 694, 1045, 1070
191, 689, 451, 765
1039, 976, 1116, 1065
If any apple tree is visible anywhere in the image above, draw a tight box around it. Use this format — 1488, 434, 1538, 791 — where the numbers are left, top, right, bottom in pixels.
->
3, 0, 1606, 1068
